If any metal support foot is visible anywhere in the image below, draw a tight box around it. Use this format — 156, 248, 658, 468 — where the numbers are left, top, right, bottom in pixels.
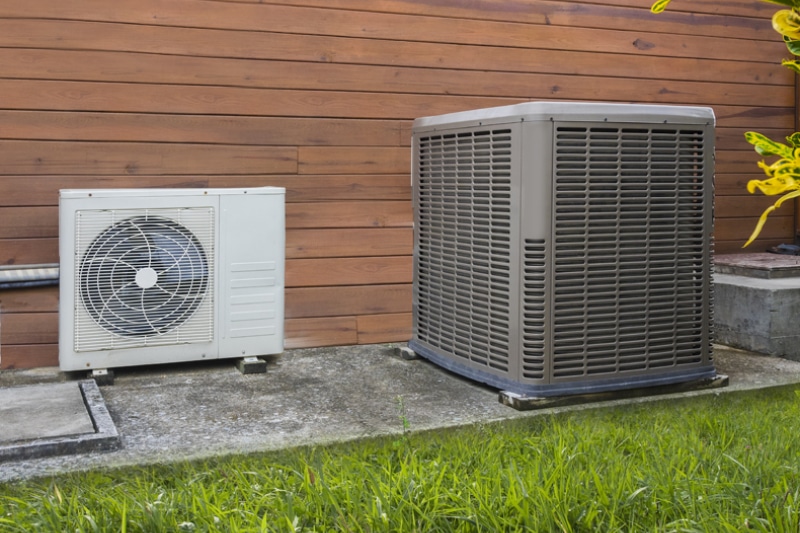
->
236, 356, 267, 374
90, 368, 115, 386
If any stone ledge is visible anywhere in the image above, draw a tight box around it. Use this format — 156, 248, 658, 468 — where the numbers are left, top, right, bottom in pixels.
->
716, 252, 800, 279
714, 253, 800, 360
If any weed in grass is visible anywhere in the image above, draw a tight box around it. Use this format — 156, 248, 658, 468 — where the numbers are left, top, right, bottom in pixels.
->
4, 386, 800, 531
392, 395, 412, 451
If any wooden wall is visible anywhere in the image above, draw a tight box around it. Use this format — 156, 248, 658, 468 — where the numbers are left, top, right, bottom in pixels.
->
0, 0, 793, 368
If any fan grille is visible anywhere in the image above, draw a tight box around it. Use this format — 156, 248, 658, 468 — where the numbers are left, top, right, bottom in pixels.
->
548, 125, 711, 379
414, 128, 513, 372
74, 208, 215, 352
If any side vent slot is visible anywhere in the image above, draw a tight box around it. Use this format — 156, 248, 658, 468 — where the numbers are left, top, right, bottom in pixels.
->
522, 239, 546, 380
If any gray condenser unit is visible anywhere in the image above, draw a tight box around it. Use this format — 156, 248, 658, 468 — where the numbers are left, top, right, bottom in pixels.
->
408, 101, 717, 397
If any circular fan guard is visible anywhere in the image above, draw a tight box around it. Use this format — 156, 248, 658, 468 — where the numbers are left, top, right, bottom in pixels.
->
79, 215, 210, 337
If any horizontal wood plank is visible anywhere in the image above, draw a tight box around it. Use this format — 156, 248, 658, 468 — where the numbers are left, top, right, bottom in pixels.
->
0, 1, 782, 61
299, 147, 409, 175
284, 316, 357, 349
2, 79, 790, 127
253, 0, 774, 31
0, 344, 58, 369
0, 286, 59, 313
286, 228, 412, 259
716, 195, 785, 219
0, 200, 414, 239
0, 176, 211, 207
285, 284, 412, 318
287, 201, 411, 229
0, 175, 410, 206
1, 312, 58, 345
0, 79, 510, 120
357, 312, 411, 345
715, 215, 793, 242
0, 18, 785, 85
286, 256, 411, 287
0, 140, 297, 176
1, 238, 58, 265
0, 206, 57, 238
0, 110, 402, 147
0, 48, 791, 104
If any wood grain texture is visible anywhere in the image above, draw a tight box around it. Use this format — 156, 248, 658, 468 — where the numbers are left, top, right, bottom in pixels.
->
284, 317, 357, 349
0, 287, 59, 314
0, 345, 58, 370
286, 256, 412, 287
285, 284, 412, 318
357, 312, 412, 345
0, 0, 793, 362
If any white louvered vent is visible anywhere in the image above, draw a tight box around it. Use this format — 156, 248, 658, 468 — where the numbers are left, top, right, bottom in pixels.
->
410, 102, 717, 397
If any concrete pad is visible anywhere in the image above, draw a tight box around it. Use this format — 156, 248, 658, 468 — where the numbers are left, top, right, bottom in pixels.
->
0, 343, 799, 482
0, 382, 94, 443
0, 380, 120, 462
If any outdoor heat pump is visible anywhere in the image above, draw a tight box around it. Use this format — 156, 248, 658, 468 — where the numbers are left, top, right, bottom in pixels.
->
407, 101, 717, 397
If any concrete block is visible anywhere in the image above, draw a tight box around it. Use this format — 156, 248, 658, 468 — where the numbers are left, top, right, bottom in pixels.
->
714, 272, 800, 360
91, 368, 115, 386
393, 346, 419, 360
236, 356, 267, 374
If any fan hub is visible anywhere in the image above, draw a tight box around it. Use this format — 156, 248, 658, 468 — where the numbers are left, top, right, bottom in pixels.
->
135, 267, 158, 289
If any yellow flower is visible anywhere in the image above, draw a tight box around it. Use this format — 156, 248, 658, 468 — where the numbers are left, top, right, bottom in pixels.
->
743, 131, 800, 247
744, 176, 800, 248
773, 9, 800, 41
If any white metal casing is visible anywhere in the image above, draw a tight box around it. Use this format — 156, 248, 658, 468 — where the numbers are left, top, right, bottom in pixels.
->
59, 187, 284, 371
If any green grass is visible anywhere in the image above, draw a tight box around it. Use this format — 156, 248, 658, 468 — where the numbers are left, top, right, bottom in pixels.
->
3, 385, 800, 532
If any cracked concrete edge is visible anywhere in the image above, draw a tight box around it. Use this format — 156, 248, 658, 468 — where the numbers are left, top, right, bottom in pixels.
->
0, 380, 120, 463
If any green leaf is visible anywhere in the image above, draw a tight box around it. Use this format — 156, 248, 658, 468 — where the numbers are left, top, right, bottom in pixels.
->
787, 132, 800, 147
761, 0, 800, 8
745, 131, 794, 158
784, 36, 800, 56
650, 0, 672, 13
781, 58, 800, 73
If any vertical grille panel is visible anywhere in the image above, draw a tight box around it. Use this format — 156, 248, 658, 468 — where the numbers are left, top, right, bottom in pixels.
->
522, 239, 546, 379
415, 128, 513, 372
550, 125, 711, 379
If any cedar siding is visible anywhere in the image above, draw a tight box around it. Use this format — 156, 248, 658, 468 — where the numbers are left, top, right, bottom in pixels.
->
0, 0, 792, 368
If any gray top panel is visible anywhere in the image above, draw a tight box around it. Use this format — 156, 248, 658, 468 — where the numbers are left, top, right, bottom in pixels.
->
413, 101, 715, 133
59, 187, 285, 199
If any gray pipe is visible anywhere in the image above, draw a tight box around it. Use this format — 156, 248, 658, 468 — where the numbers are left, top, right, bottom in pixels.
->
0, 264, 59, 290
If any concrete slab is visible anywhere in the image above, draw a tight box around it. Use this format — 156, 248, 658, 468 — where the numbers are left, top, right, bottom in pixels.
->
0, 382, 94, 443
0, 343, 799, 482
0, 380, 120, 462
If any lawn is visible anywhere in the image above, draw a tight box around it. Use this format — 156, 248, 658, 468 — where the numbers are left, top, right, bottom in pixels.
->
2, 385, 800, 532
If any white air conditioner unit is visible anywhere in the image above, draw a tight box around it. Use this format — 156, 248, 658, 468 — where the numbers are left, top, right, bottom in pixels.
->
409, 102, 717, 397
59, 187, 284, 371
